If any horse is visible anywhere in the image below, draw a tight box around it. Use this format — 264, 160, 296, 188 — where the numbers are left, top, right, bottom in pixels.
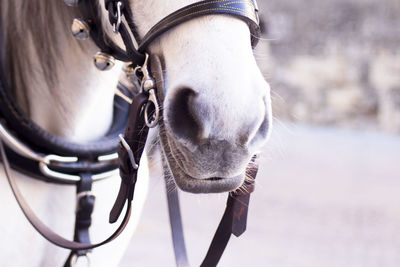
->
0, 0, 271, 266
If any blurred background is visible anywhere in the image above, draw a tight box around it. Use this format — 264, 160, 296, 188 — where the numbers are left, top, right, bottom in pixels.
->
257, 0, 400, 133
121, 1, 400, 266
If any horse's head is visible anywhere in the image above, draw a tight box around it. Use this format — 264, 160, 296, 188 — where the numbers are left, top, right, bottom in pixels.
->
129, 0, 271, 193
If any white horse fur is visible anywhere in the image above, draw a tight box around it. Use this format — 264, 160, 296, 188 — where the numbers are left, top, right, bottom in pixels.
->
0, 0, 271, 266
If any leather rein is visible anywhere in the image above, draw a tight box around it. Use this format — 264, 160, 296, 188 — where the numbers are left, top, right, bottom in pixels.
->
0, 0, 261, 266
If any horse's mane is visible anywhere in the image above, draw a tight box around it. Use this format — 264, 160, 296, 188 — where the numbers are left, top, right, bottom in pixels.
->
0, 0, 83, 110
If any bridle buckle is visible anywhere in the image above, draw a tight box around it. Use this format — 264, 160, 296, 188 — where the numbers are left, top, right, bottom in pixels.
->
69, 253, 91, 267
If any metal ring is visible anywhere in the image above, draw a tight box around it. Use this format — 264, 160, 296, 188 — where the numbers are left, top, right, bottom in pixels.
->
144, 89, 160, 128
69, 253, 91, 267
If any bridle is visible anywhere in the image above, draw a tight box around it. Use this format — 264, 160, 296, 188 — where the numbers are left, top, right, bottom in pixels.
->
0, 0, 261, 266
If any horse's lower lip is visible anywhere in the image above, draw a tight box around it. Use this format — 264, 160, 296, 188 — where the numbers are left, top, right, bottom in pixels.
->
165, 148, 245, 193
159, 126, 244, 193
172, 167, 244, 194
204, 177, 223, 181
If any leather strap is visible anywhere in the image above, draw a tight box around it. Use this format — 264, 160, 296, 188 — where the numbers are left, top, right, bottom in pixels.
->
109, 54, 164, 224
0, 80, 130, 158
0, 139, 134, 250
79, 0, 260, 66
0, 70, 154, 250
0, 0, 262, 259
105, 0, 146, 65
200, 161, 258, 266
2, 146, 118, 185
64, 173, 95, 266
109, 91, 150, 223
150, 53, 260, 266
165, 159, 258, 267
79, 0, 132, 62
138, 0, 260, 52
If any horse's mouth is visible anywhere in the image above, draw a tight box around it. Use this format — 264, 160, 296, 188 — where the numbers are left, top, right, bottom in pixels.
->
158, 125, 245, 194
166, 157, 245, 193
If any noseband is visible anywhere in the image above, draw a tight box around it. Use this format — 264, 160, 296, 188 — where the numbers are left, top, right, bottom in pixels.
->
0, 0, 261, 266
73, 0, 260, 66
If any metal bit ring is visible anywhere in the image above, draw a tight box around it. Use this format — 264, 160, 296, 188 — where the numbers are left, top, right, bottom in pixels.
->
144, 89, 160, 128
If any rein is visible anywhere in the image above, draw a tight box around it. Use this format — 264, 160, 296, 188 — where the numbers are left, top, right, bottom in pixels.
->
0, 0, 261, 266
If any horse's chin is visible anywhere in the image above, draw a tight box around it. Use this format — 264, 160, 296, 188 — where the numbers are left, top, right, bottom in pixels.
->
166, 153, 245, 193
158, 127, 245, 194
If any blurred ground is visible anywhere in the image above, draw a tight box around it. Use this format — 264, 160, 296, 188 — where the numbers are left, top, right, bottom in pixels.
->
120, 122, 400, 267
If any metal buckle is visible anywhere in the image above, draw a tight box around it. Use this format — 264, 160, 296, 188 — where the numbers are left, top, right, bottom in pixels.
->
69, 253, 91, 267
39, 154, 119, 183
118, 134, 139, 170
1, 120, 119, 183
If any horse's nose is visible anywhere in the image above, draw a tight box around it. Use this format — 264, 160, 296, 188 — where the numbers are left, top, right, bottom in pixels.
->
166, 87, 202, 146
165, 87, 270, 149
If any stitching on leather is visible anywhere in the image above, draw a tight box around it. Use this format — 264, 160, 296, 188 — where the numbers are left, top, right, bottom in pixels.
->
159, 7, 255, 32
220, 1, 254, 9
140, 0, 257, 47
160, 0, 254, 23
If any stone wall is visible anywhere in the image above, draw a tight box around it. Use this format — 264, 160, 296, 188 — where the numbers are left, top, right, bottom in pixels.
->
255, 0, 400, 133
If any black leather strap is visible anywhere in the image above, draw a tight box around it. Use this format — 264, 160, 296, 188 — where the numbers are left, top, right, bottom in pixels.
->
138, 0, 261, 52
64, 173, 95, 266
0, 0, 262, 260
166, 185, 190, 267
76, 0, 260, 67
105, 0, 146, 65
0, 80, 130, 158
0, 139, 134, 251
165, 159, 258, 267
3, 147, 118, 185
200, 162, 257, 266
79, 0, 132, 62
109, 91, 150, 223
73, 174, 95, 250
0, 75, 149, 251
150, 51, 259, 266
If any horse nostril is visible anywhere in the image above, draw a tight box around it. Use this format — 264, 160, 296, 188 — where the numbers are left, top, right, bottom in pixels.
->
166, 87, 202, 145
249, 99, 271, 147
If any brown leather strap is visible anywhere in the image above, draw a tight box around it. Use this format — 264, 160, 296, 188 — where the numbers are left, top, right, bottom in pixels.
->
200, 160, 258, 267
109, 92, 150, 223
165, 159, 258, 267
0, 139, 134, 250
